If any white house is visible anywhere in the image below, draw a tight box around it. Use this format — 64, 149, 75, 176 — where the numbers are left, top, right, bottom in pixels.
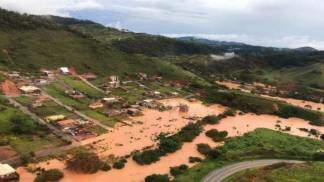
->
59, 67, 70, 74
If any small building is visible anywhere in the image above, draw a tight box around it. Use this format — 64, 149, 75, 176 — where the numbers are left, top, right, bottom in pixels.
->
138, 73, 148, 80
109, 76, 120, 88
59, 67, 70, 75
40, 69, 54, 77
102, 97, 118, 104
224, 52, 235, 58
179, 104, 189, 112
57, 119, 78, 128
89, 101, 104, 109
0, 163, 19, 182
45, 115, 65, 122
66, 90, 84, 99
19, 86, 41, 94
126, 108, 141, 116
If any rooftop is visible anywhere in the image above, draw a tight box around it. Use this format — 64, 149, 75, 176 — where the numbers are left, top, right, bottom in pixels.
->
0, 164, 15, 176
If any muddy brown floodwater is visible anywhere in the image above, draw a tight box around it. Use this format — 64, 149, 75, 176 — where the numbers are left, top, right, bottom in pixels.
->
17, 98, 324, 182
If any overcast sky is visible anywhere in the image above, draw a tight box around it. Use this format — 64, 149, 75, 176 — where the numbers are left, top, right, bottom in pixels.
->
1, 0, 324, 49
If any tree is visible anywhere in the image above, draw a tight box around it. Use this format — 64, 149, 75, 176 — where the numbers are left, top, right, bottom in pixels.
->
11, 115, 37, 134
159, 136, 182, 153
66, 151, 102, 174
170, 164, 188, 177
145, 174, 169, 182
34, 169, 64, 182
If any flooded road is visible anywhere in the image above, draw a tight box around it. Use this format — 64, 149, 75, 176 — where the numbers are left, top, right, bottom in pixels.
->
17, 98, 324, 182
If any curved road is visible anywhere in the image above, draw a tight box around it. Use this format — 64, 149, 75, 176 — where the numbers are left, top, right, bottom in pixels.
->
202, 159, 305, 182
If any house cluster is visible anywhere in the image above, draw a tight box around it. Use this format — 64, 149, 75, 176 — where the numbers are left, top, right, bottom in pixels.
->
45, 115, 96, 140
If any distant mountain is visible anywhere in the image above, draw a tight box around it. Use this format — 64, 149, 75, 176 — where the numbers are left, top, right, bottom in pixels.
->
177, 36, 247, 47
294, 47, 318, 52
177, 36, 318, 53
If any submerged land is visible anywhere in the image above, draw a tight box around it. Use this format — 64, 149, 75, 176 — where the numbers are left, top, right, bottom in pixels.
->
0, 8, 323, 182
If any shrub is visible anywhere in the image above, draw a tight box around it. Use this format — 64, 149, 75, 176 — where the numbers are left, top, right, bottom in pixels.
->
133, 149, 162, 165
113, 161, 125, 169
223, 109, 236, 116
202, 115, 220, 124
321, 134, 324, 141
11, 115, 38, 135
309, 129, 320, 137
207, 149, 220, 159
170, 164, 188, 177
101, 162, 111, 171
159, 136, 182, 153
205, 129, 228, 142
174, 123, 202, 142
145, 174, 170, 182
189, 156, 202, 163
197, 143, 212, 156
34, 169, 64, 182
313, 152, 324, 161
66, 151, 102, 174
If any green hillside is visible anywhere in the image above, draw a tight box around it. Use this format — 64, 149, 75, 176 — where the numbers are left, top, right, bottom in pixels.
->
0, 8, 206, 85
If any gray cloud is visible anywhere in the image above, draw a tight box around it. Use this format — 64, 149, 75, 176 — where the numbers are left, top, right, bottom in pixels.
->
1, 0, 324, 49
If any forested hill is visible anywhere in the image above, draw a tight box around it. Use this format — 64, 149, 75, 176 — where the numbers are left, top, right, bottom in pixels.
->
0, 8, 212, 84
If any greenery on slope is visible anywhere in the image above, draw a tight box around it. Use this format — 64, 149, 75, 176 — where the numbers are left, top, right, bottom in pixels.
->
224, 162, 324, 182
174, 128, 324, 182
0, 8, 208, 86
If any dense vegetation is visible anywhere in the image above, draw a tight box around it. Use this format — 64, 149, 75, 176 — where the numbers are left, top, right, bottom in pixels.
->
145, 174, 170, 182
66, 151, 103, 174
224, 162, 324, 182
34, 169, 64, 182
174, 128, 324, 182
203, 88, 324, 126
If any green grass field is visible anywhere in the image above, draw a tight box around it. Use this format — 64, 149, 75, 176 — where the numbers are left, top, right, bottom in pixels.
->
174, 128, 324, 182
224, 162, 324, 182
43, 78, 117, 127
0, 96, 65, 155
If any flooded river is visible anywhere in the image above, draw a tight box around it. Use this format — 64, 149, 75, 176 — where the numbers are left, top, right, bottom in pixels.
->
17, 98, 324, 182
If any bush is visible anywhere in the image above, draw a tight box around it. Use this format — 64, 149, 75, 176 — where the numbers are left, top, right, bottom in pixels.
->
197, 143, 212, 156
309, 129, 320, 137
202, 115, 220, 124
207, 149, 220, 159
101, 162, 111, 171
159, 136, 182, 153
66, 151, 102, 174
113, 161, 125, 169
133, 149, 162, 165
170, 164, 188, 177
34, 169, 64, 182
189, 156, 202, 163
205, 129, 228, 142
145, 174, 170, 182
313, 152, 324, 161
321, 134, 324, 141
174, 123, 202, 142
11, 115, 38, 135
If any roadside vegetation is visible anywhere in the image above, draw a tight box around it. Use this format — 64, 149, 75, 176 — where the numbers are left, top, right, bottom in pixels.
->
224, 162, 324, 182
174, 128, 324, 182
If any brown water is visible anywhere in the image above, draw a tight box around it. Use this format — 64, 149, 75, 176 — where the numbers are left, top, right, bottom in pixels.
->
17, 98, 324, 182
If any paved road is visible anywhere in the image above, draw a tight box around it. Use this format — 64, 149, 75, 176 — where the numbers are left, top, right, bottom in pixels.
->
202, 159, 305, 182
